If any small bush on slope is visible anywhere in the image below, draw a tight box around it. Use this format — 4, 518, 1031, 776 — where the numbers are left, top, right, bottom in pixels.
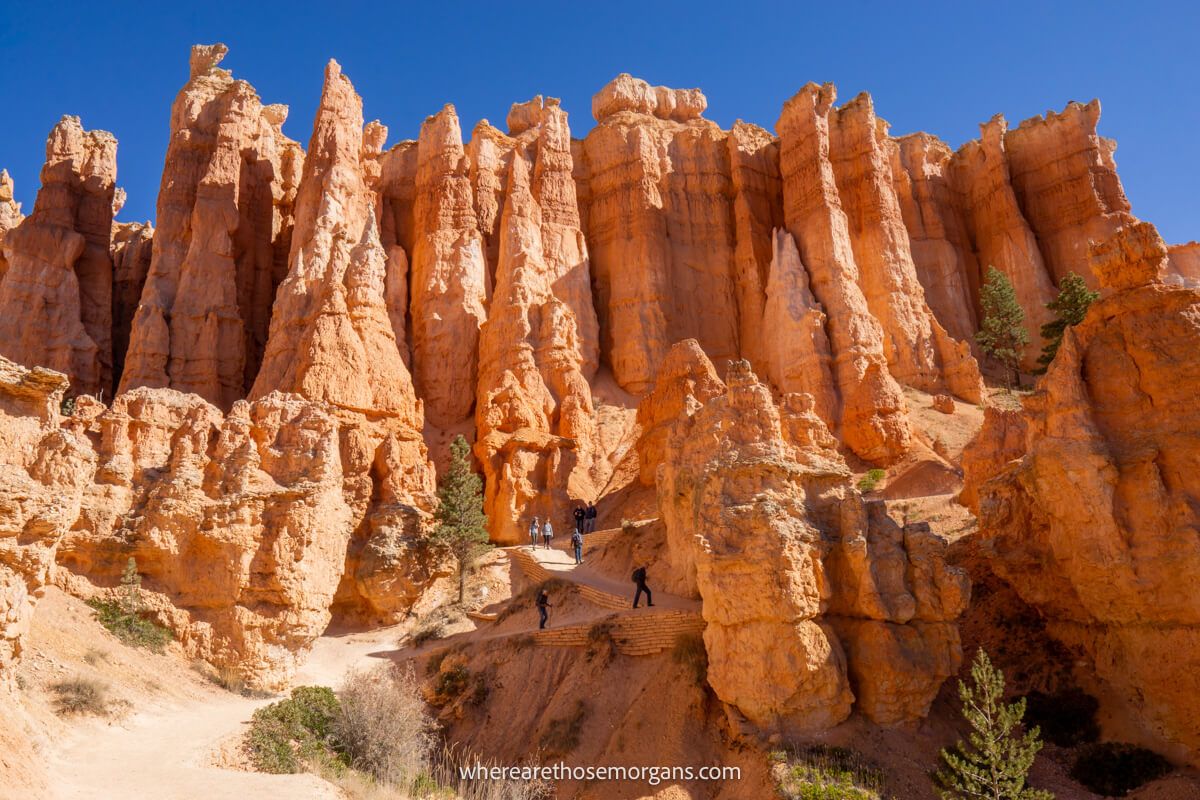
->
248, 686, 344, 774
86, 559, 172, 652
334, 665, 436, 787
857, 468, 886, 493
770, 745, 886, 799
51, 677, 110, 716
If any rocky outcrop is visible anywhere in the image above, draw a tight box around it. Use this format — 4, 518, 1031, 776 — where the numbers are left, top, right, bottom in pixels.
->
728, 122, 784, 374
0, 358, 93, 683
890, 134, 979, 345
634, 339, 725, 486
473, 101, 600, 543
580, 75, 739, 393
658, 360, 967, 729
1167, 242, 1200, 287
957, 405, 1026, 514
950, 116, 1057, 368
409, 105, 490, 427
828, 94, 983, 403
761, 229, 837, 426
776, 84, 912, 463
976, 223, 1200, 763
252, 60, 421, 426
1005, 101, 1135, 289
120, 44, 303, 409
0, 170, 23, 281
110, 221, 153, 391
0, 116, 117, 397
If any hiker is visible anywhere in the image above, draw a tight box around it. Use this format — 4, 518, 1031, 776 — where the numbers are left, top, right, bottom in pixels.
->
536, 589, 552, 630
631, 565, 653, 608
573, 504, 585, 533
529, 516, 540, 548
542, 519, 554, 550
585, 501, 598, 533
571, 527, 584, 565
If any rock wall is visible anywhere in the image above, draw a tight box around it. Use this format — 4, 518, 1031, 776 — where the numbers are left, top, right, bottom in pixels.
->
0, 359, 93, 685
409, 105, 490, 428
890, 134, 979, 345
1167, 242, 1200, 287
473, 98, 600, 543
579, 75, 739, 394
974, 222, 1200, 764
0, 116, 117, 397
110, 221, 153, 392
658, 360, 968, 729
776, 84, 912, 463
1004, 101, 1135, 289
120, 45, 302, 410
0, 170, 23, 281
828, 94, 983, 403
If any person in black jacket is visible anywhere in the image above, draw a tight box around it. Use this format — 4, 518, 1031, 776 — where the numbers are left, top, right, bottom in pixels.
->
584, 502, 598, 533
536, 589, 552, 629
631, 565, 653, 608
573, 505, 585, 533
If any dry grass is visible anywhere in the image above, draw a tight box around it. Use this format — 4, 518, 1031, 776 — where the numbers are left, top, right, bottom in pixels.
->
52, 676, 110, 716
335, 664, 436, 787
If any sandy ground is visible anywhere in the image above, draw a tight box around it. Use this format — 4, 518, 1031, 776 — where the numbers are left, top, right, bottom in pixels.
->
9, 588, 417, 800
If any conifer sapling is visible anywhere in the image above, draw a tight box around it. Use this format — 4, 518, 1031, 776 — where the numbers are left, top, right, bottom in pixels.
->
430, 435, 491, 604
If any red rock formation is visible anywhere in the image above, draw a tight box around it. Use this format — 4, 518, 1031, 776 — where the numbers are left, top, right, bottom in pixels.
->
1005, 101, 1136, 289
890, 133, 980, 346
0, 358, 94, 683
580, 75, 739, 393
0, 116, 117, 397
119, 44, 303, 409
975, 223, 1200, 763
110, 221, 153, 391
474, 137, 598, 542
829, 94, 983, 403
950, 116, 1057, 368
1167, 242, 1200, 287
727, 121, 784, 373
775, 83, 912, 463
409, 105, 490, 427
0, 170, 23, 281
957, 405, 1026, 514
252, 60, 421, 426
657, 360, 967, 729
634, 339, 725, 486
761, 228, 837, 426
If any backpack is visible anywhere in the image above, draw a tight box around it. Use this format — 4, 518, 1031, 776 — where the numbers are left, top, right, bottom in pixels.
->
572, 531, 583, 546
631, 567, 646, 583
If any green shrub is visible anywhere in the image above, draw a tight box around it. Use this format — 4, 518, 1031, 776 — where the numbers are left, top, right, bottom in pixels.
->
1025, 688, 1100, 747
433, 663, 471, 701
856, 469, 886, 493
86, 598, 173, 652
248, 686, 344, 774
1069, 742, 1172, 796
672, 631, 708, 683
771, 745, 885, 799
51, 677, 109, 716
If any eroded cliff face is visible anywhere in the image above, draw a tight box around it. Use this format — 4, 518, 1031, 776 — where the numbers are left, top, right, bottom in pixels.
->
971, 222, 1200, 764
658, 360, 968, 730
472, 98, 603, 544
0, 116, 117, 397
776, 84, 913, 463
0, 359, 93, 685
579, 75, 740, 394
120, 45, 302, 409
0, 170, 23, 280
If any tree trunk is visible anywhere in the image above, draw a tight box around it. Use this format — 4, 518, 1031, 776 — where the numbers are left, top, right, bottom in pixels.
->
458, 559, 466, 604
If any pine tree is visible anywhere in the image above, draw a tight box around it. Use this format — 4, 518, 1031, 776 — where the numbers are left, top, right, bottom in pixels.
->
430, 435, 491, 604
119, 557, 142, 617
935, 649, 1054, 800
975, 267, 1029, 391
1035, 273, 1099, 374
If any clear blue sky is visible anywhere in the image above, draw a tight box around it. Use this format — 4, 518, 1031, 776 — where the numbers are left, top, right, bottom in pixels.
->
1, 1, 1196, 243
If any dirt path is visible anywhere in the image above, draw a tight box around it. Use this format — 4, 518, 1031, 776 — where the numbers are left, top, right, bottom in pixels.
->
49, 622, 407, 800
